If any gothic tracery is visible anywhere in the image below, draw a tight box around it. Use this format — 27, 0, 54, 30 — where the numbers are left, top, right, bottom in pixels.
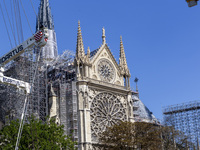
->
90, 92, 126, 140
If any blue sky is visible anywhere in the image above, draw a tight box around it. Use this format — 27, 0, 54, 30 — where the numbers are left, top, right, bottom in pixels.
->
1, 0, 200, 120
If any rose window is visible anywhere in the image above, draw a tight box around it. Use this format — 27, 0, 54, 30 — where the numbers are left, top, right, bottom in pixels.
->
90, 93, 126, 139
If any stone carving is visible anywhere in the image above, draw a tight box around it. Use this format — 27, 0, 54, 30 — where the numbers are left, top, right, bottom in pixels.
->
97, 59, 115, 83
90, 92, 126, 141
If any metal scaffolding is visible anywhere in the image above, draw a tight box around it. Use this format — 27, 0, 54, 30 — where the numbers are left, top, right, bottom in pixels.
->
46, 50, 78, 140
0, 48, 78, 140
132, 91, 159, 124
0, 47, 48, 123
163, 101, 200, 149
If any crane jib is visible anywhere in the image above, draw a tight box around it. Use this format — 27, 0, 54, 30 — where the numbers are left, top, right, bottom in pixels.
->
0, 45, 23, 65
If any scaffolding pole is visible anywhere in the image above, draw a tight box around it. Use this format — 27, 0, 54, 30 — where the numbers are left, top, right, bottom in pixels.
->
163, 101, 200, 149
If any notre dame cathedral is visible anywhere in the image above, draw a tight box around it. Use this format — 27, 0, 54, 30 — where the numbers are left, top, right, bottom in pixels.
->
0, 0, 158, 150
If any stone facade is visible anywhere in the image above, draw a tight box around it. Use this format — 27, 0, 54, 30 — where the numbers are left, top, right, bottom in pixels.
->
74, 23, 133, 149
47, 23, 135, 149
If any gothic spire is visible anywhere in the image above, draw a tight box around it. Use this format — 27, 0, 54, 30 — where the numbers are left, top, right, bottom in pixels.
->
119, 36, 130, 76
76, 21, 85, 61
36, 0, 54, 31
102, 27, 106, 44
36, 0, 58, 62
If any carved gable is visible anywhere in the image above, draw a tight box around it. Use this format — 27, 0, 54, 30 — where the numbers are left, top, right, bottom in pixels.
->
89, 44, 124, 86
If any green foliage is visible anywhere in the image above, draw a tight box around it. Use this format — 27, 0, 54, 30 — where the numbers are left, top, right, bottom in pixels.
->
0, 119, 19, 150
99, 121, 190, 150
100, 121, 135, 149
0, 116, 77, 150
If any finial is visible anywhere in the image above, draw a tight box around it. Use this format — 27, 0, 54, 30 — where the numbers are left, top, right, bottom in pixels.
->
78, 21, 81, 36
102, 27, 106, 44
78, 20, 80, 28
120, 36, 124, 53
134, 77, 139, 92
87, 47, 90, 57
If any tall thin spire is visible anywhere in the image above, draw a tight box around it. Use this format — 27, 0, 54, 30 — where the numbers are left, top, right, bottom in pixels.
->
76, 21, 85, 61
36, 0, 58, 61
102, 27, 106, 44
119, 36, 129, 76
36, 0, 54, 31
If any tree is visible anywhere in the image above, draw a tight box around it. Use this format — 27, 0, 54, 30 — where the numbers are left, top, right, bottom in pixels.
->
162, 116, 191, 149
0, 116, 77, 150
99, 121, 189, 150
99, 121, 135, 150
160, 126, 189, 150
133, 122, 161, 150
99, 121, 161, 150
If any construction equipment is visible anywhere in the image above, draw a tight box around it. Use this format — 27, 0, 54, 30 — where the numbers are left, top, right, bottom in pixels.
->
0, 29, 48, 66
0, 67, 30, 93
186, 0, 199, 7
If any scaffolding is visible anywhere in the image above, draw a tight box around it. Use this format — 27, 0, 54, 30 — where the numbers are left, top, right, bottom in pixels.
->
0, 46, 48, 124
163, 101, 200, 149
46, 50, 78, 141
132, 91, 159, 124
0, 48, 78, 128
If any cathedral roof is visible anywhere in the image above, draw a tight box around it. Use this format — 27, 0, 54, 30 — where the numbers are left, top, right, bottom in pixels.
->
90, 48, 100, 59
132, 94, 158, 123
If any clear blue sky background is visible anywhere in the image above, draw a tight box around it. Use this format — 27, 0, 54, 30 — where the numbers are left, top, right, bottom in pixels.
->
0, 0, 200, 120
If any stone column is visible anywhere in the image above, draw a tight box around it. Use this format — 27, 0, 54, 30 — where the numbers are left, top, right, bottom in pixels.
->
85, 65, 88, 77
77, 86, 92, 150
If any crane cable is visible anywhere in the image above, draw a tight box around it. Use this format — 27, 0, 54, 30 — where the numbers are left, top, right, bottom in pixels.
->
10, 0, 17, 47
29, 0, 37, 17
16, 0, 24, 42
1, 0, 38, 46
3, 0, 17, 47
0, 2, 13, 48
13, 0, 21, 44
19, 0, 33, 35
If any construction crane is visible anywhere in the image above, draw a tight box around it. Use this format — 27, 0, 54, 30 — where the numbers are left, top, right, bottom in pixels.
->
186, 0, 199, 7
0, 29, 48, 66
0, 29, 48, 150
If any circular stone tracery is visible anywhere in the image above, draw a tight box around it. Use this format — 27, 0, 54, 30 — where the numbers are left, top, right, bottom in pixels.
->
90, 93, 126, 140
97, 59, 115, 83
